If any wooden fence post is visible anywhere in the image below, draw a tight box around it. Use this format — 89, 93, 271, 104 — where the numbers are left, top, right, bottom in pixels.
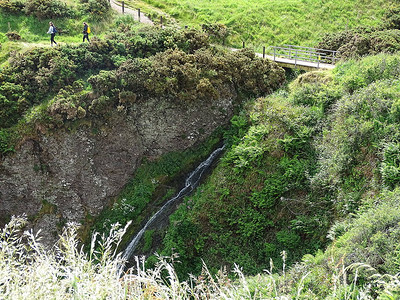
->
160, 16, 163, 25
263, 46, 265, 58
122, 1, 124, 14
242, 41, 245, 48
138, 8, 140, 20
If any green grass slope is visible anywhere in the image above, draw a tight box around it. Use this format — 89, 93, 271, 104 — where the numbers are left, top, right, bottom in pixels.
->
0, 0, 115, 65
2, 1, 400, 298
135, 0, 396, 49
7, 51, 394, 299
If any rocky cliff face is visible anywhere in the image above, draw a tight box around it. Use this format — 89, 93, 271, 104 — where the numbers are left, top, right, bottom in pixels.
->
0, 92, 235, 245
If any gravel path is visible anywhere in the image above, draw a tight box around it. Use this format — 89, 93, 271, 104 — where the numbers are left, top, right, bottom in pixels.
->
110, 0, 154, 25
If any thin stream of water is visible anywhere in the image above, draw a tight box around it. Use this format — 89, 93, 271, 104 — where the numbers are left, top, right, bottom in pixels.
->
122, 145, 225, 262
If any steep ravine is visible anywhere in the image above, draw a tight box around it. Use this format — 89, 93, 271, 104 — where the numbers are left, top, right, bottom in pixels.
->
0, 94, 235, 246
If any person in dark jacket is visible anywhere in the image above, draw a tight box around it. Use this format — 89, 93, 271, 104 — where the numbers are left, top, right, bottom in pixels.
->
47, 22, 57, 46
82, 22, 90, 43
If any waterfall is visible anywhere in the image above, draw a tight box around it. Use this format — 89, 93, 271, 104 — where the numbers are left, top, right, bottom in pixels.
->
122, 144, 225, 262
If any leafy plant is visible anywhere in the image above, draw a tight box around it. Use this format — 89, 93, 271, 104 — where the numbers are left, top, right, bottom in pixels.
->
24, 0, 74, 19
0, 128, 15, 155
80, 0, 111, 17
5, 31, 20, 40
381, 142, 400, 189
0, 0, 25, 13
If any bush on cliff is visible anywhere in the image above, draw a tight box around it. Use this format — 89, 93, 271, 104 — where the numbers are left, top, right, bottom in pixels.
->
79, 0, 110, 18
317, 6, 400, 59
0, 0, 25, 14
89, 47, 284, 110
24, 0, 74, 19
0, 27, 225, 129
0, 26, 284, 158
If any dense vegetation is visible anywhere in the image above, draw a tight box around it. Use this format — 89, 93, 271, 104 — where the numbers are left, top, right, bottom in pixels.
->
2, 0, 400, 298
0, 0, 111, 42
318, 6, 400, 59
126, 0, 396, 49
137, 53, 400, 298
0, 19, 284, 158
2, 197, 400, 299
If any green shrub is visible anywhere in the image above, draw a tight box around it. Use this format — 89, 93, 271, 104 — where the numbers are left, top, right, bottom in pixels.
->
142, 229, 155, 252
24, 0, 73, 19
276, 230, 301, 250
383, 5, 400, 29
80, 0, 110, 17
46, 82, 88, 125
201, 23, 229, 44
223, 113, 250, 147
94, 47, 284, 103
89, 95, 113, 113
381, 142, 400, 189
0, 128, 15, 155
289, 71, 342, 112
318, 27, 400, 60
328, 189, 400, 275
0, 0, 24, 14
311, 78, 400, 199
5, 31, 20, 41
0, 82, 25, 128
0, 94, 19, 128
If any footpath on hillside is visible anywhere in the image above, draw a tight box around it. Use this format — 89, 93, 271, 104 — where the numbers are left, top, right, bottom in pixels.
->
110, 0, 154, 25
109, 1, 335, 70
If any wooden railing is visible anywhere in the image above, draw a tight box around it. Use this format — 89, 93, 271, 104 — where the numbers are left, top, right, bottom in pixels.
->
268, 44, 339, 67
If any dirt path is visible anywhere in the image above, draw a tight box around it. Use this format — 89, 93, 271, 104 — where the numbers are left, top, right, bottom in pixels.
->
109, 0, 154, 25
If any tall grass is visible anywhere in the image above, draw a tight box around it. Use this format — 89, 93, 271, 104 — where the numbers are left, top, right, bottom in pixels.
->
0, 216, 264, 299
134, 0, 394, 50
1, 216, 398, 299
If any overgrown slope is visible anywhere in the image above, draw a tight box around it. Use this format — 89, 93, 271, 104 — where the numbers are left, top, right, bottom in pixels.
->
154, 53, 400, 289
0, 14, 285, 246
132, 0, 397, 49
3, 53, 400, 299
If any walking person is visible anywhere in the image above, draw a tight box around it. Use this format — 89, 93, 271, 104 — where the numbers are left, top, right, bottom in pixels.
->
82, 22, 90, 43
47, 21, 57, 46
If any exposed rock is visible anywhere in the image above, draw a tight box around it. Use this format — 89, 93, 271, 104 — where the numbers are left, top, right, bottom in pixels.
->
0, 92, 235, 246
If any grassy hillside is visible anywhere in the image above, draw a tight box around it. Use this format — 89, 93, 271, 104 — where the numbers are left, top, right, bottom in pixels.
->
0, 2, 286, 259
0, 0, 116, 65
2, 0, 400, 298
128, 0, 396, 49
152, 52, 400, 291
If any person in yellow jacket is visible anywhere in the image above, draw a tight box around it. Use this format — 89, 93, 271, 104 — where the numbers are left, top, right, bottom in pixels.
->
82, 22, 90, 43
